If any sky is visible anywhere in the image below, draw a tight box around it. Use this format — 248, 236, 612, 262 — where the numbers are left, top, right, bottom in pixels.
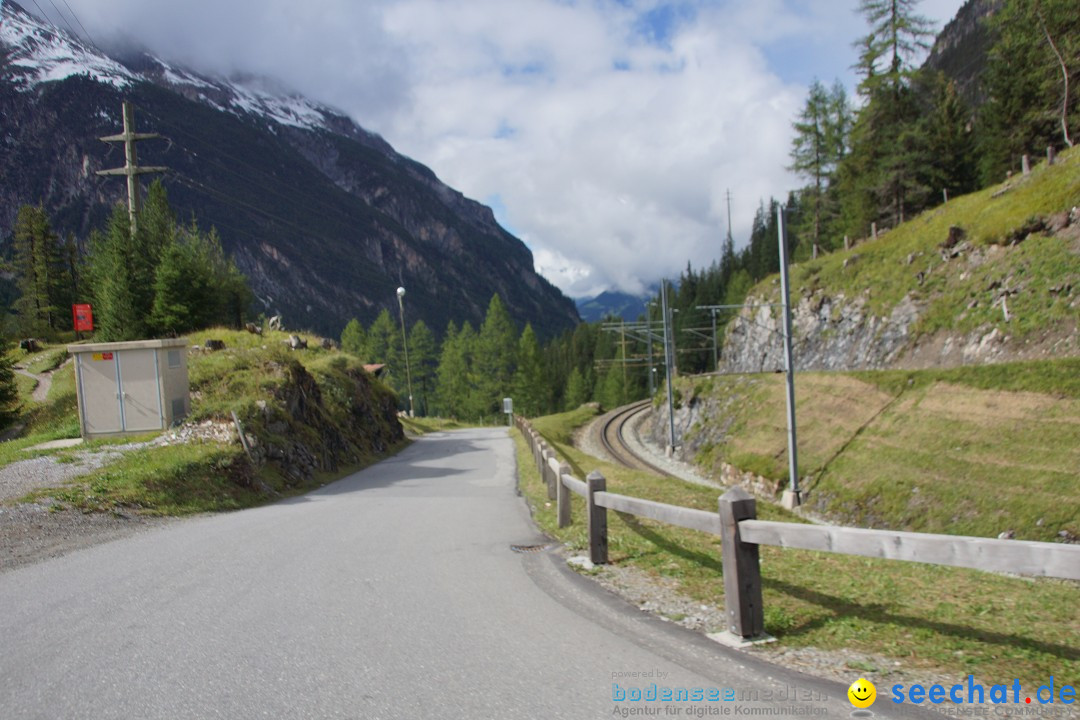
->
22, 0, 966, 298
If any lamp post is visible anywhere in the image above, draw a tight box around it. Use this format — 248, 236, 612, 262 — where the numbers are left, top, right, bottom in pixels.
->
396, 286, 415, 418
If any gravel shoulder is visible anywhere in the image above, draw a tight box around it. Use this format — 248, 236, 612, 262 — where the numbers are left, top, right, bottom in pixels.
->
0, 502, 176, 574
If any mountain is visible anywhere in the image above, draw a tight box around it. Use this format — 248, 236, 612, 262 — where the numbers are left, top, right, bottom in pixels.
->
575, 290, 650, 323
0, 0, 580, 339
922, 0, 1003, 108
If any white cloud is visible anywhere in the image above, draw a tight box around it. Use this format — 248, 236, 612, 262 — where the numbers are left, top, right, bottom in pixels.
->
52, 0, 965, 298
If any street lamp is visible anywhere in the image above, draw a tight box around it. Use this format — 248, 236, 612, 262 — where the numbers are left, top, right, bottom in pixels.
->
396, 286, 415, 418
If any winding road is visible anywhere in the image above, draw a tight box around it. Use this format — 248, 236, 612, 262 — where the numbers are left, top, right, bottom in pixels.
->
0, 428, 932, 719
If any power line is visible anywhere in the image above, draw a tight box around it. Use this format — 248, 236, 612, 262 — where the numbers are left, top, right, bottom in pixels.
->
59, 0, 98, 49
137, 106, 381, 237
44, 0, 79, 40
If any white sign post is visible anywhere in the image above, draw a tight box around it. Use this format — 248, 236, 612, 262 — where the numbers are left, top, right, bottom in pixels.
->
503, 397, 513, 426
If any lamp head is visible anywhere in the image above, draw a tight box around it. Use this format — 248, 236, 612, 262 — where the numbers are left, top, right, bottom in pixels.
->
396, 286, 406, 298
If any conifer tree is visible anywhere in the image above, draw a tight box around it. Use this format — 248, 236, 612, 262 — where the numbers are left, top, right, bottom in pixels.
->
340, 318, 367, 357
512, 324, 546, 417
12, 205, 67, 335
978, 0, 1078, 182
563, 367, 589, 410
474, 295, 517, 417
86, 204, 143, 341
408, 319, 437, 416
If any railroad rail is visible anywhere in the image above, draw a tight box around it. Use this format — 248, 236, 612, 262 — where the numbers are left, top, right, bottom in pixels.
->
597, 400, 673, 477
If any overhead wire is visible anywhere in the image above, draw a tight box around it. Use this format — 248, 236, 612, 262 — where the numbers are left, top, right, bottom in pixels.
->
135, 105, 385, 237
43, 0, 79, 40
58, 0, 97, 49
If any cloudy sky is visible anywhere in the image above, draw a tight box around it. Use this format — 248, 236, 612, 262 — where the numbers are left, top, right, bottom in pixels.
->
29, 0, 965, 298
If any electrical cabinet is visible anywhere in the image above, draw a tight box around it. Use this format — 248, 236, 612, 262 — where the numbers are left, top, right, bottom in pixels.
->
68, 339, 190, 439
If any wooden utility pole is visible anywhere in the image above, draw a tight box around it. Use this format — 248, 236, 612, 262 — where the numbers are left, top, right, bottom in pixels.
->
97, 101, 166, 238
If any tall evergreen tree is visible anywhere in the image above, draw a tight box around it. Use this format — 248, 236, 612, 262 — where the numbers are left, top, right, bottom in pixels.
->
340, 318, 367, 357
0, 348, 20, 431
86, 204, 143, 341
511, 323, 546, 417
838, 0, 936, 234
978, 0, 1078, 183
563, 366, 589, 410
790, 80, 833, 256
474, 295, 517, 417
12, 205, 67, 335
408, 319, 437, 417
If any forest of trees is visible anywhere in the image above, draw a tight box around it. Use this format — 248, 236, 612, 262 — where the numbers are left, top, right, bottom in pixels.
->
8, 181, 250, 343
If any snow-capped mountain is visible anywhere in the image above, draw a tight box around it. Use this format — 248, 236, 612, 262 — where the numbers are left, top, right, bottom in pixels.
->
0, 0, 579, 338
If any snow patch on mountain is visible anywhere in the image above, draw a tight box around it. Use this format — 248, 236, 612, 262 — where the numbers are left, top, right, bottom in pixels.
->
0, 0, 134, 89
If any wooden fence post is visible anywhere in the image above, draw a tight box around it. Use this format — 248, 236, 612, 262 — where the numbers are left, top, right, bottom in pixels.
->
1048, 146, 1056, 166
1022, 154, 1031, 175
586, 471, 608, 564
542, 451, 556, 500
718, 487, 763, 639
557, 463, 572, 528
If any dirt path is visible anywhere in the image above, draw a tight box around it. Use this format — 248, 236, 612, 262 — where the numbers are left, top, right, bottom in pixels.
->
13, 364, 58, 403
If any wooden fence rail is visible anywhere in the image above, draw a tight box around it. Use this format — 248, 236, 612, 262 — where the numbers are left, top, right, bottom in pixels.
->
513, 416, 1080, 641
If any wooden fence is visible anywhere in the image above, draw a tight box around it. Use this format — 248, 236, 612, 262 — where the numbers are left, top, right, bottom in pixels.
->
514, 416, 1080, 640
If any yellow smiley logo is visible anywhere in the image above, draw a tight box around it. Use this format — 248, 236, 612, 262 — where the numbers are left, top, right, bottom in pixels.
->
848, 678, 876, 708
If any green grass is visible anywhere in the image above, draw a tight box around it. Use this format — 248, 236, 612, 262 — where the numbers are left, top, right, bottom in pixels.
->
4, 326, 406, 515
514, 409, 1080, 690
750, 146, 1080, 342
399, 416, 471, 435
683, 360, 1080, 543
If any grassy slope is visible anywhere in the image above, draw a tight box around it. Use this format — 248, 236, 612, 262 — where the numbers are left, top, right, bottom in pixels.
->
684, 359, 1080, 543
516, 408, 1079, 690
750, 147, 1080, 342
3, 328, 406, 515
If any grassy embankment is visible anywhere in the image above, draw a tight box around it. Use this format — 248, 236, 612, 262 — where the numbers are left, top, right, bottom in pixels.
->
747, 146, 1080, 346
684, 358, 1080, 544
2, 328, 406, 515
514, 401, 1078, 690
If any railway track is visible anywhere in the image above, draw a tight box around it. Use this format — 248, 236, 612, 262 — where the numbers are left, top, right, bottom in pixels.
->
598, 400, 674, 477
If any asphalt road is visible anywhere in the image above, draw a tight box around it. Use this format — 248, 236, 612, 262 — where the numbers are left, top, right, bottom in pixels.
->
0, 428, 935, 719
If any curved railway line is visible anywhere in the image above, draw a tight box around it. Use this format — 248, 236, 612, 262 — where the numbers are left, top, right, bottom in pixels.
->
597, 400, 675, 477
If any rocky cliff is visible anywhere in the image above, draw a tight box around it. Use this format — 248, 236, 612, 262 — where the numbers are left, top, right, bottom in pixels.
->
721, 156, 1080, 372
0, 0, 579, 339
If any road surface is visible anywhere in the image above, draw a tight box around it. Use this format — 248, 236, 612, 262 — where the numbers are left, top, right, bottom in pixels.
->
0, 428, 932, 719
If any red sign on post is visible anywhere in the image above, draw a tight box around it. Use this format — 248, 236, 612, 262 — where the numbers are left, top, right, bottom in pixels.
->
72, 304, 94, 332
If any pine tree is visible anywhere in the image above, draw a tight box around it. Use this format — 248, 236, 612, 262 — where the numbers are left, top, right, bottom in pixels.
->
149, 238, 199, 336
12, 205, 66, 335
978, 0, 1078, 183
86, 204, 144, 341
790, 80, 832, 256
367, 309, 401, 392
839, 0, 936, 233
436, 321, 479, 419
0, 348, 20, 431
474, 295, 517, 417
408, 319, 437, 417
340, 318, 367, 357
511, 323, 546, 417
563, 367, 589, 410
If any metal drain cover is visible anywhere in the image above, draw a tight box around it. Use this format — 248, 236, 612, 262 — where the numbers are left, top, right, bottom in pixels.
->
510, 543, 554, 553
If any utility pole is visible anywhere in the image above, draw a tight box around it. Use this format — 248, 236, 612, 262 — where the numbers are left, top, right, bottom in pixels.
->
646, 303, 656, 396
710, 307, 719, 372
660, 279, 677, 455
725, 189, 734, 243
619, 320, 628, 406
97, 101, 166, 239
777, 206, 801, 508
